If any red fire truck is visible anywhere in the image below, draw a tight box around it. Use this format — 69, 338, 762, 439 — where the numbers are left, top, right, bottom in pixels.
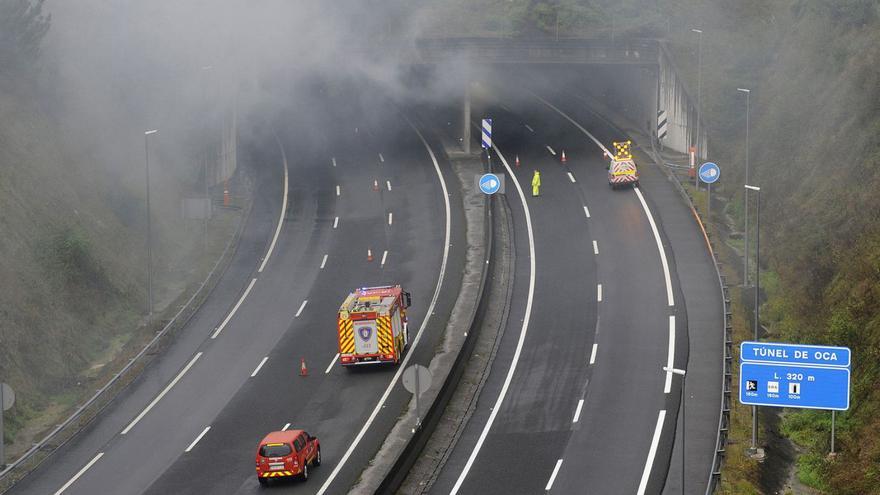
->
337, 285, 411, 366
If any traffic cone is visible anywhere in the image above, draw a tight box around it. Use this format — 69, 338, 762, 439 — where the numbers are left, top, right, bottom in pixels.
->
300, 358, 308, 376
367, 248, 373, 262
373, 179, 379, 191
561, 150, 567, 164
515, 155, 520, 167
223, 179, 230, 207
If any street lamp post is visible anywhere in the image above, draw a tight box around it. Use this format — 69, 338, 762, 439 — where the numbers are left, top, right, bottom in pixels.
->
692, 28, 703, 189
201, 65, 213, 252
144, 129, 158, 325
745, 184, 761, 452
664, 366, 687, 495
738, 88, 752, 285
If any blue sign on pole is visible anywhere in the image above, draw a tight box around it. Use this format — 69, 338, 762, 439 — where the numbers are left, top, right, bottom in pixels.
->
698, 162, 720, 184
481, 119, 492, 149
740, 362, 850, 410
741, 342, 851, 368
479, 173, 501, 195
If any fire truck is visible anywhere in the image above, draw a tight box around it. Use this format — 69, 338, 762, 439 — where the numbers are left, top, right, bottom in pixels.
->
607, 140, 640, 189
337, 285, 411, 366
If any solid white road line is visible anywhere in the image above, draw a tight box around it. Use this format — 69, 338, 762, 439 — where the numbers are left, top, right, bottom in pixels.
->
121, 352, 203, 434
583, 205, 591, 218
381, 250, 388, 267
295, 300, 308, 318
637, 410, 667, 495
572, 399, 585, 423
388, 212, 393, 225
317, 116, 452, 495
331, 157, 337, 167
664, 316, 676, 393
379, 153, 385, 163
325, 353, 339, 374
320, 254, 328, 269
53, 452, 104, 495
185, 426, 211, 453
282, 423, 291, 431
211, 278, 257, 339
386, 180, 392, 191
250, 357, 269, 378
545, 459, 564, 491
534, 95, 611, 156
336, 185, 341, 197
333, 216, 339, 229
597, 284, 603, 302
634, 188, 675, 306
524, 123, 534, 132
258, 137, 290, 273
593, 240, 599, 255
567, 172, 576, 183
546, 145, 556, 155
450, 142, 536, 495
589, 343, 598, 365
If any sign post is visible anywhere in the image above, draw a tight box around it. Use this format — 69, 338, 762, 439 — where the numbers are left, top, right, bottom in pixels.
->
699, 162, 720, 227
1, 383, 15, 468
481, 118, 492, 171
402, 365, 432, 430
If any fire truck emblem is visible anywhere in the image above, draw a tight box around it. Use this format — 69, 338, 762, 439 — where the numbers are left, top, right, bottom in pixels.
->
358, 326, 373, 342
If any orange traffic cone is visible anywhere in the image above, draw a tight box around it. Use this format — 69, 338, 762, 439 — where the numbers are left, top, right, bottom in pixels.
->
223, 179, 230, 207
300, 358, 308, 376
367, 248, 373, 262
373, 179, 379, 191
515, 155, 520, 167
561, 150, 567, 164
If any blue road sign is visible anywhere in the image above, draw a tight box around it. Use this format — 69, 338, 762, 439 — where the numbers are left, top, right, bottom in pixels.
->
481, 119, 492, 149
741, 341, 851, 368
740, 362, 850, 410
699, 162, 720, 184
479, 173, 501, 195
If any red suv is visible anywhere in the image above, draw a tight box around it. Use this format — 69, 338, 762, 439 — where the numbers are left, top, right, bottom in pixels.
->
255, 430, 321, 485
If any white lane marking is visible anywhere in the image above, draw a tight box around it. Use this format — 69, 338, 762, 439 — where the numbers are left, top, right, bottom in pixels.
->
592, 240, 599, 255
572, 399, 585, 423
336, 185, 341, 197
211, 278, 258, 339
331, 157, 337, 167
325, 353, 339, 374
450, 141, 536, 495
258, 137, 290, 273
546, 145, 556, 155
53, 452, 105, 495
379, 153, 385, 163
634, 188, 675, 306
282, 423, 291, 431
317, 116, 452, 495
295, 300, 308, 318
320, 254, 328, 269
545, 459, 564, 491
388, 212, 393, 225
589, 343, 598, 365
567, 172, 576, 183
534, 95, 674, 307
386, 180, 392, 191
250, 357, 269, 377
381, 250, 388, 267
637, 410, 667, 495
583, 205, 591, 218
185, 426, 211, 453
333, 216, 339, 229
524, 123, 534, 133
664, 316, 676, 393
597, 284, 603, 302
121, 352, 203, 434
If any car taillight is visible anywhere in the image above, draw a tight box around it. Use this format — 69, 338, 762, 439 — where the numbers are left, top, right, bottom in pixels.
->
386, 354, 394, 360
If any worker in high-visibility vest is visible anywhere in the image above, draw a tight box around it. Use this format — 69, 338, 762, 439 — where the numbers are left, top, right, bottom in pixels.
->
531, 170, 541, 197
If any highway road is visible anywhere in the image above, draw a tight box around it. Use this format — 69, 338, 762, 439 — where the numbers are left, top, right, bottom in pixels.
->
428, 83, 696, 494
7, 86, 465, 495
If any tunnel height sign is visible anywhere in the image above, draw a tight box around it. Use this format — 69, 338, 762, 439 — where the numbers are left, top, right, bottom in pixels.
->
740, 341, 851, 411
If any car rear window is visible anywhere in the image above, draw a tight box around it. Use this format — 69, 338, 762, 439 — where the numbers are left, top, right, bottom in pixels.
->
259, 443, 292, 457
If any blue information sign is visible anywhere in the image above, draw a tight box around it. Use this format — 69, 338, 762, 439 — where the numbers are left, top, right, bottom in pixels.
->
479, 173, 501, 195
740, 362, 850, 410
698, 162, 720, 184
741, 342, 851, 368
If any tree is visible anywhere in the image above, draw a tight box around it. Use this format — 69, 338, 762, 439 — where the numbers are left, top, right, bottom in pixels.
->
0, 0, 51, 75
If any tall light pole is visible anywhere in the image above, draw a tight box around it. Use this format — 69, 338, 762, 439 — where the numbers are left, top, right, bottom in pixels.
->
745, 184, 761, 453
691, 29, 703, 188
738, 88, 752, 286
664, 366, 687, 495
144, 129, 158, 325
201, 65, 213, 252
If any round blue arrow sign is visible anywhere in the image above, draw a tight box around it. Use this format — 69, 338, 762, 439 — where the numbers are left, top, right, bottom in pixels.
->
699, 162, 720, 184
479, 173, 501, 195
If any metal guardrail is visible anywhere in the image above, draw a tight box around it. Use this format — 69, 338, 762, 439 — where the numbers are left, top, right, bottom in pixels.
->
0, 178, 254, 492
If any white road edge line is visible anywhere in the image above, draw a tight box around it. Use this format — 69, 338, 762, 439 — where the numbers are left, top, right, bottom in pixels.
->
381, 250, 388, 267
597, 284, 603, 302
589, 343, 598, 365
185, 426, 211, 453
336, 185, 341, 197
546, 145, 556, 155
325, 353, 339, 374
545, 459, 564, 491
258, 136, 290, 273
331, 157, 337, 167
316, 115, 452, 495
572, 399, 585, 423
567, 172, 576, 183
388, 212, 393, 225
583, 205, 591, 218
386, 180, 392, 191
450, 141, 536, 495
295, 300, 308, 318
211, 278, 257, 339
320, 254, 328, 269
282, 423, 291, 431
593, 240, 599, 255
664, 315, 676, 393
524, 123, 534, 132
333, 216, 339, 229
637, 410, 667, 495
379, 153, 385, 162
53, 452, 104, 495
251, 357, 269, 378
121, 352, 203, 434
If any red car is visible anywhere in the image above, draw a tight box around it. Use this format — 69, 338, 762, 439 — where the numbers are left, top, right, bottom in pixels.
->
255, 430, 321, 485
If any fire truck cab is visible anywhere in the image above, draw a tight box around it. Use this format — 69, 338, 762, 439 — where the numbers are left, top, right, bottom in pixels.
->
337, 285, 411, 366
